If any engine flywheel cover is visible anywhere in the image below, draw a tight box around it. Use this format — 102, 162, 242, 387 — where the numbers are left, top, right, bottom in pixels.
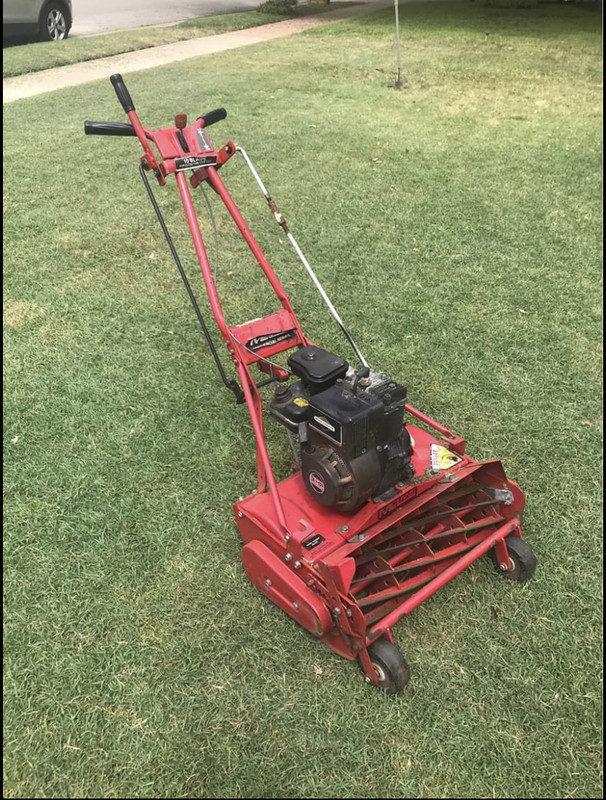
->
302, 446, 353, 508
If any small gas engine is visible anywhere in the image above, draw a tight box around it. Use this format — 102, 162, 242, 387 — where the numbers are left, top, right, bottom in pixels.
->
269, 346, 414, 511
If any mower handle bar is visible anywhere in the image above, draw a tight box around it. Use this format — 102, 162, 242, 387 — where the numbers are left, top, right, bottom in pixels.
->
110, 73, 135, 113
84, 121, 136, 136
85, 73, 227, 137
84, 109, 227, 138
196, 108, 227, 127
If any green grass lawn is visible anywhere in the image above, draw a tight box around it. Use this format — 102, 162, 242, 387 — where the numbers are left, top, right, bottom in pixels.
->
2, 3, 346, 79
3, 2, 602, 797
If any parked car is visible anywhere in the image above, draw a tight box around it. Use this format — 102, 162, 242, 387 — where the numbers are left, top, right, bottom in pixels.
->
3, 1, 72, 42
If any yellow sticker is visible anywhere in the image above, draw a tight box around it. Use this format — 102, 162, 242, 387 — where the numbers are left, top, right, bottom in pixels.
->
430, 443, 463, 471
293, 397, 309, 408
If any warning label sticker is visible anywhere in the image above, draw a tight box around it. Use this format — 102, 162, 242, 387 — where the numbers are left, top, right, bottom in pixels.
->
430, 443, 463, 471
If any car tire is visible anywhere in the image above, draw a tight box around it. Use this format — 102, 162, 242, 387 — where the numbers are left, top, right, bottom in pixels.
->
38, 2, 71, 42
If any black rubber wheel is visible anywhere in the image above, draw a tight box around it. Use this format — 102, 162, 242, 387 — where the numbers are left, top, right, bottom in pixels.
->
491, 534, 537, 583
38, 2, 71, 42
366, 638, 411, 695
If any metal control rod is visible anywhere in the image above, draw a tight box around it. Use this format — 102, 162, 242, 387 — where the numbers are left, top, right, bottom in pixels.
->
139, 163, 245, 404
236, 146, 369, 369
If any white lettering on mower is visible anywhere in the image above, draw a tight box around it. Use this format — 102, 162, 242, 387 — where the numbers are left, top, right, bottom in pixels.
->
309, 472, 326, 494
246, 330, 296, 350
313, 415, 336, 433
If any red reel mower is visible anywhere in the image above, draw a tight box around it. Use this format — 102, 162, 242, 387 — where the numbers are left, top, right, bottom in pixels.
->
85, 75, 536, 694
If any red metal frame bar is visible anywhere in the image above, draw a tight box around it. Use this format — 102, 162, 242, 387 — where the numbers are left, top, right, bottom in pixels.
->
206, 168, 307, 337
169, 139, 313, 536
405, 402, 466, 454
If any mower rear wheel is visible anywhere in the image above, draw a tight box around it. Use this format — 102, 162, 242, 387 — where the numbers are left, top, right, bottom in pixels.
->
491, 535, 537, 583
366, 638, 411, 695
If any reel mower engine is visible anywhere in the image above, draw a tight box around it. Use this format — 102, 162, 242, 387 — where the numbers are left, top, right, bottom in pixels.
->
269, 345, 414, 512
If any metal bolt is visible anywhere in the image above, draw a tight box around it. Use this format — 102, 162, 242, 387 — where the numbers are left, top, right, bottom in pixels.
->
285, 553, 293, 562
333, 607, 342, 616
341, 525, 349, 533
265, 579, 272, 586
284, 534, 290, 542
294, 561, 302, 569
292, 602, 299, 610
365, 676, 372, 683
237, 511, 243, 518
346, 609, 353, 618
499, 563, 507, 571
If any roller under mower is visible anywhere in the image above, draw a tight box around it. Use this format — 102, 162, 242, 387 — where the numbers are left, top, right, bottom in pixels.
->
85, 75, 537, 694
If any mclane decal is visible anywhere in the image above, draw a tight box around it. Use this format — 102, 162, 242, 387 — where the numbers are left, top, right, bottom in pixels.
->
174, 155, 217, 172
246, 329, 297, 351
377, 485, 418, 520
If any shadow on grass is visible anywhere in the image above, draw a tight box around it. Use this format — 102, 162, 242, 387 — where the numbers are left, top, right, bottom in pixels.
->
3, 36, 39, 48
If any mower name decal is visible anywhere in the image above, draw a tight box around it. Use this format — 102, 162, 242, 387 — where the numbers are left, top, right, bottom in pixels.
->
302, 533, 326, 551
377, 486, 418, 520
246, 329, 297, 351
174, 155, 217, 171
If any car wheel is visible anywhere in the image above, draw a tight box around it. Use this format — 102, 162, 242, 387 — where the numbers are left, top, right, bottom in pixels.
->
38, 2, 71, 42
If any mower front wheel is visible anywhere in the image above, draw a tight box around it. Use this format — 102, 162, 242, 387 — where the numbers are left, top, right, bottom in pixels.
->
491, 534, 537, 583
365, 638, 411, 695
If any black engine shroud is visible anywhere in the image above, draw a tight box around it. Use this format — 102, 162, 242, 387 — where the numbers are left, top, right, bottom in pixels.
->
269, 346, 414, 512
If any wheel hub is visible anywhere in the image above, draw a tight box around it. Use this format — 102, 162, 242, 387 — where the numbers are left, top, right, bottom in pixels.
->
47, 10, 67, 41
371, 661, 387, 684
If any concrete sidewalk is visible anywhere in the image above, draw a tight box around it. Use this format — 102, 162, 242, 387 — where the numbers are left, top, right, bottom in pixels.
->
3, 1, 392, 104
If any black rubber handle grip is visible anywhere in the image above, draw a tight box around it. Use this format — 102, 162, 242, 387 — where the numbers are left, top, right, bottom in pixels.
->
110, 73, 135, 113
197, 108, 227, 128
84, 121, 136, 136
